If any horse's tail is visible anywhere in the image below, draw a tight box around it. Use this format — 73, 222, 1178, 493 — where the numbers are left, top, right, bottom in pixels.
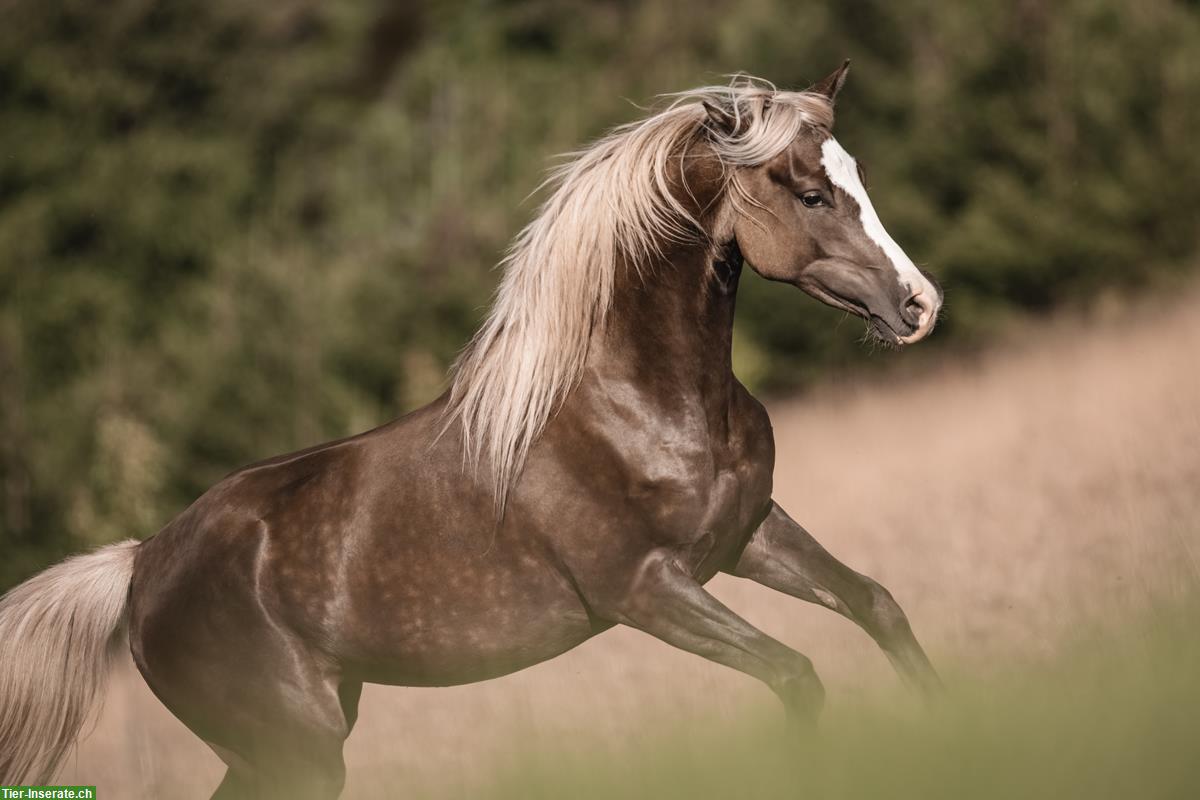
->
0, 539, 140, 784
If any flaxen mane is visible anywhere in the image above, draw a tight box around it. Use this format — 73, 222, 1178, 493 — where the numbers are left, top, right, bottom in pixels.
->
444, 78, 834, 511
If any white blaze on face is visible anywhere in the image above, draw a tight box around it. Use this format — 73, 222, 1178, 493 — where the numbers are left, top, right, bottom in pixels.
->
819, 137, 940, 343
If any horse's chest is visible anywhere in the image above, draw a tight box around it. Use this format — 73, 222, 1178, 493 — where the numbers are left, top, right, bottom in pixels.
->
633, 402, 774, 578
534, 385, 775, 588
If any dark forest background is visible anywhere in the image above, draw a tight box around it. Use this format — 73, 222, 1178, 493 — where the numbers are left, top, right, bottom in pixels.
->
2, 0, 1198, 588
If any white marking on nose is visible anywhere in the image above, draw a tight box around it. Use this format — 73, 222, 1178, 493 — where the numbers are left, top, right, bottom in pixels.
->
820, 137, 940, 342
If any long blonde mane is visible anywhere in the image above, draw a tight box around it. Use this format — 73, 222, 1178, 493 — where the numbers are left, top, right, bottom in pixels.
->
444, 78, 834, 511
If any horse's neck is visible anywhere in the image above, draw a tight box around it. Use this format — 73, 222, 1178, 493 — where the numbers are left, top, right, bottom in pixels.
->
592, 242, 741, 424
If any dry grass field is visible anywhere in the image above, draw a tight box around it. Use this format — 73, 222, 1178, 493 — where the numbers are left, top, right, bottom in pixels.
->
60, 286, 1200, 798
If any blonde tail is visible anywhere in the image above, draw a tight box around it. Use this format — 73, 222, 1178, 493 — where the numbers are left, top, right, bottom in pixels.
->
0, 540, 139, 783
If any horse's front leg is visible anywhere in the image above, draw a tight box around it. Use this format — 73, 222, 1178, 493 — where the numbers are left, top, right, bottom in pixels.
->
600, 548, 825, 727
728, 502, 942, 695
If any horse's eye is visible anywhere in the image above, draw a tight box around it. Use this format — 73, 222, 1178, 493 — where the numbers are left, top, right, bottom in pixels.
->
800, 191, 826, 208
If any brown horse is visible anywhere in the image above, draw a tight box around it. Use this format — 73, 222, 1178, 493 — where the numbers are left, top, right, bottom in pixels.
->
0, 63, 942, 798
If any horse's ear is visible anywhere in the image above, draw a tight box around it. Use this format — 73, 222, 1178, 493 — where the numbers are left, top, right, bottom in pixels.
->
809, 59, 850, 104
702, 101, 739, 137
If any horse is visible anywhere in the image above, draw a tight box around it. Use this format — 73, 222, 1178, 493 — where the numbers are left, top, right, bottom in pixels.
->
0, 62, 943, 799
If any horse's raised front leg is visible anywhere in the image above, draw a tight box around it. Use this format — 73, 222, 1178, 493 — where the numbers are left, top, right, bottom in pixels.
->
601, 549, 825, 727
728, 502, 941, 695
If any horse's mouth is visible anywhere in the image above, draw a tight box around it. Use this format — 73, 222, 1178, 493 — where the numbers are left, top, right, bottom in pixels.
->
867, 314, 918, 346
829, 292, 918, 345
800, 282, 923, 346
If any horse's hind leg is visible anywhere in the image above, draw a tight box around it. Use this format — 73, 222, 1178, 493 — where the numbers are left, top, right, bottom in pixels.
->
729, 501, 942, 695
202, 674, 358, 800
136, 626, 358, 800
209, 725, 346, 800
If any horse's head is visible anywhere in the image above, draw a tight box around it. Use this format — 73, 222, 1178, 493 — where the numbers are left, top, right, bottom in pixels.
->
705, 63, 942, 345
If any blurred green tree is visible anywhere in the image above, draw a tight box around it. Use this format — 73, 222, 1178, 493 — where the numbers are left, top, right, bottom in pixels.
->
1, 0, 1198, 587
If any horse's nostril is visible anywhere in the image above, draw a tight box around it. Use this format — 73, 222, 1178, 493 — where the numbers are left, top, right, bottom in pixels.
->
903, 295, 925, 325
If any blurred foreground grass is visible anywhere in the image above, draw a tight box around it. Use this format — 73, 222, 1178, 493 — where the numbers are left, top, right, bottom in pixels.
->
441, 599, 1199, 800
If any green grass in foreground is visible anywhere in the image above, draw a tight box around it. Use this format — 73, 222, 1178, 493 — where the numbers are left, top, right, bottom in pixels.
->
470, 602, 1200, 800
